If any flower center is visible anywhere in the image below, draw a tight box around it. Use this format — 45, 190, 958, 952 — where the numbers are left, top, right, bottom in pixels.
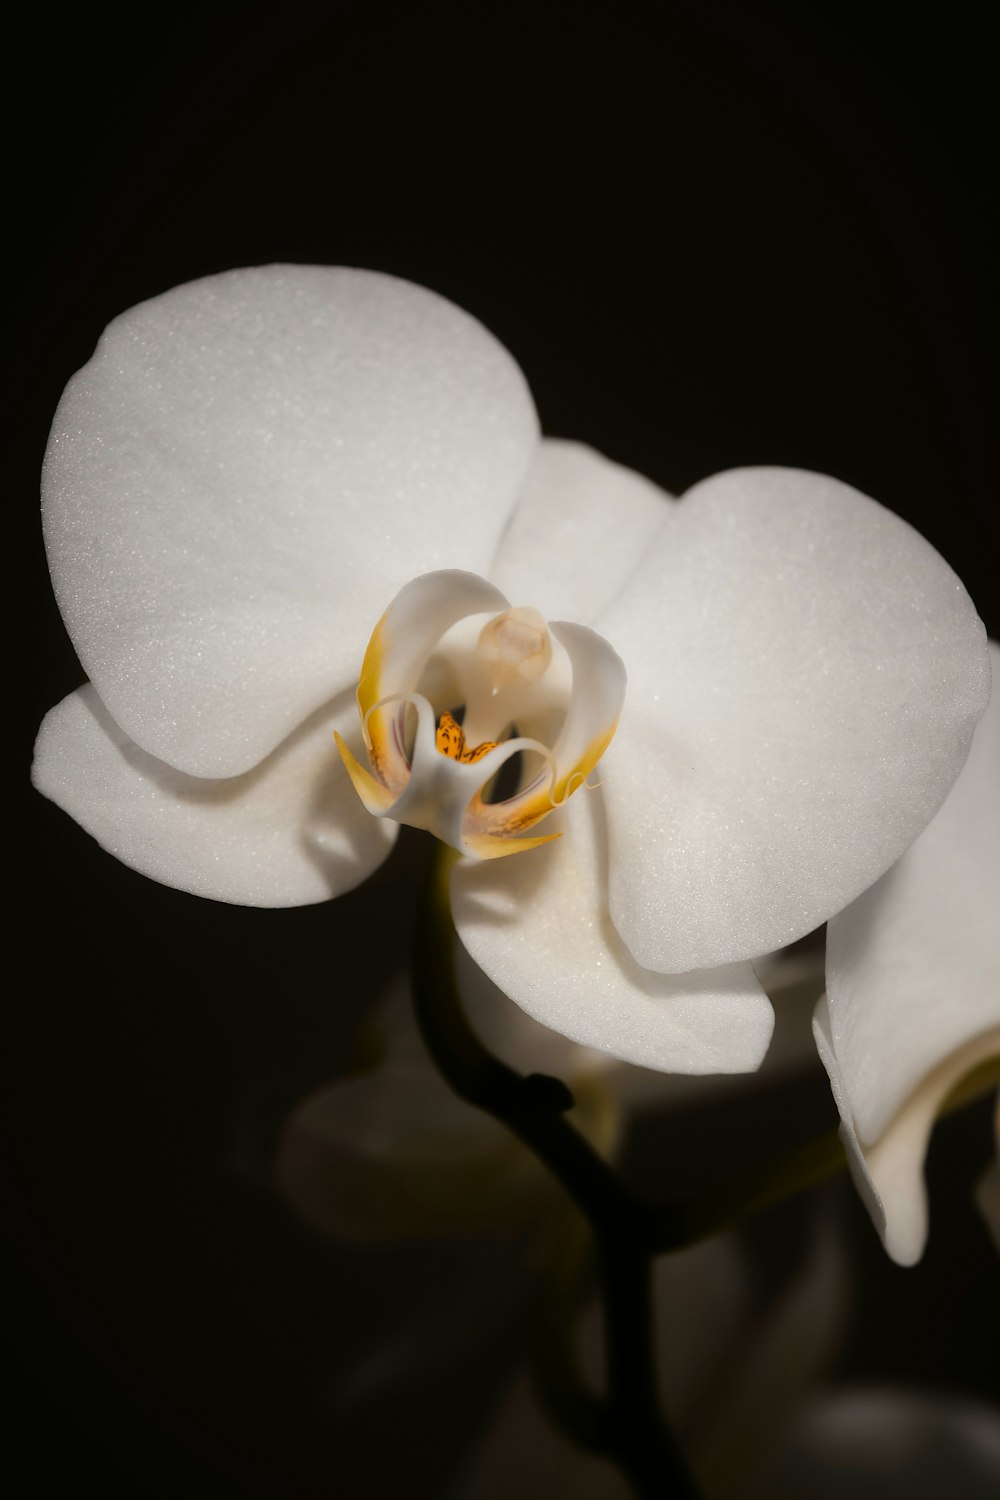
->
335, 570, 626, 860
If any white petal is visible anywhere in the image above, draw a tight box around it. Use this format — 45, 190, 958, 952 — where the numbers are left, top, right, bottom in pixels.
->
33, 684, 395, 905
452, 938, 617, 1082
43, 266, 538, 778
824, 642, 1000, 1142
814, 999, 999, 1265
451, 786, 774, 1074
597, 467, 990, 972
770, 1388, 1000, 1497
490, 439, 672, 623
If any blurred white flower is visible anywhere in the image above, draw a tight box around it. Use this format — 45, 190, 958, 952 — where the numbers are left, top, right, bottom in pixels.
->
275, 969, 616, 1244
461, 1214, 850, 1499
815, 642, 1000, 1264
765, 1388, 1000, 1500
33, 265, 990, 1075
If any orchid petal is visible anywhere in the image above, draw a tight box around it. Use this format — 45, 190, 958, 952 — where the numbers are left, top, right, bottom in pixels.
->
33, 684, 395, 905
823, 642, 1000, 1143
779, 1386, 1000, 1494
451, 939, 616, 1082
814, 1001, 999, 1265
43, 266, 538, 778
597, 468, 990, 972
451, 787, 774, 1074
490, 439, 672, 624
771, 1389, 1000, 1497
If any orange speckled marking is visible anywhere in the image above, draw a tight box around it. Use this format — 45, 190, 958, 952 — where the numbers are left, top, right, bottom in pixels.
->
435, 711, 498, 765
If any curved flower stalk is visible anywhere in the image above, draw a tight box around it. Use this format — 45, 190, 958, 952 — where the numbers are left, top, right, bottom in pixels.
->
33, 264, 991, 1076
464, 1218, 850, 1499
814, 641, 1000, 1265
275, 968, 619, 1244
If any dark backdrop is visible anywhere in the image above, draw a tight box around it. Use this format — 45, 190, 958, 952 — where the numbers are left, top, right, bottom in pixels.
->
7, 3, 998, 1496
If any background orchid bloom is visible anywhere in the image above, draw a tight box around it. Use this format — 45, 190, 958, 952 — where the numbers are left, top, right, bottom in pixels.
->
814, 641, 1000, 1265
33, 265, 990, 1077
275, 967, 618, 1244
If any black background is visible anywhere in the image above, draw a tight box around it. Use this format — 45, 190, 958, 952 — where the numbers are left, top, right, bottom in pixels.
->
6, 3, 998, 1496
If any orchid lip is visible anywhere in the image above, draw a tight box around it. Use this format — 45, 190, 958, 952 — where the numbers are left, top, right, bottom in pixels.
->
338, 570, 627, 859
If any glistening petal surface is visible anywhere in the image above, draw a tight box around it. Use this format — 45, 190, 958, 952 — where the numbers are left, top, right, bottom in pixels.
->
33, 685, 396, 905
824, 642, 1000, 1143
490, 439, 672, 624
43, 265, 539, 777
451, 788, 773, 1074
597, 468, 990, 973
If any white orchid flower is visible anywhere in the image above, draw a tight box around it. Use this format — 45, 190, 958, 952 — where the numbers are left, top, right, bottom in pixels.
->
33, 265, 991, 1078
814, 641, 1000, 1265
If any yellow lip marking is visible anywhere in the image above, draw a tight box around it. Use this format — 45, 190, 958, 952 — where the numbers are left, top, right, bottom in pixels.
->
550, 718, 621, 806
334, 731, 397, 814
463, 830, 563, 859
435, 711, 499, 765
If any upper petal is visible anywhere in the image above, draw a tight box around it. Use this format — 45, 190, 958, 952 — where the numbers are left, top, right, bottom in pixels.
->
43, 266, 538, 777
489, 439, 672, 624
451, 786, 774, 1074
33, 684, 396, 905
597, 467, 990, 972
